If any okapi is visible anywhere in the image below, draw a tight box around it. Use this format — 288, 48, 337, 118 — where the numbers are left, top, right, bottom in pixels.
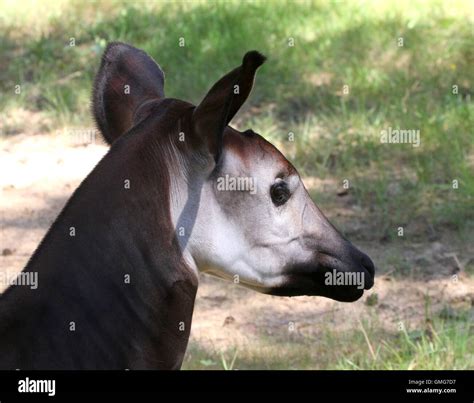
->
0, 43, 375, 369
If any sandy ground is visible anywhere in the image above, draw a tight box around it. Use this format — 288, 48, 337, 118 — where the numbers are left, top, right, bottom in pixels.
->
1, 133, 473, 352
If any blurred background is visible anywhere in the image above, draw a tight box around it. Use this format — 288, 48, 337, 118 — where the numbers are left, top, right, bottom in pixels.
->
0, 0, 473, 369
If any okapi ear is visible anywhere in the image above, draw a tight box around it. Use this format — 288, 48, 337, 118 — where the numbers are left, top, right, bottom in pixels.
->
92, 42, 165, 145
192, 50, 266, 162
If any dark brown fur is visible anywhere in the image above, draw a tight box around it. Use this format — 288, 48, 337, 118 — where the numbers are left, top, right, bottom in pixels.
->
0, 100, 197, 369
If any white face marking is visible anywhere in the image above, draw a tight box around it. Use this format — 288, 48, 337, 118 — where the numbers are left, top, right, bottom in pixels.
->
168, 144, 323, 291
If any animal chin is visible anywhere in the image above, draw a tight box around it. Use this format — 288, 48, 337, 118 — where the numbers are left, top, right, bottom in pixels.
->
264, 279, 366, 302
263, 261, 373, 302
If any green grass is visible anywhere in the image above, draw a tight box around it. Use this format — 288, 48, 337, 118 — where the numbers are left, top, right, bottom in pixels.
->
183, 315, 474, 370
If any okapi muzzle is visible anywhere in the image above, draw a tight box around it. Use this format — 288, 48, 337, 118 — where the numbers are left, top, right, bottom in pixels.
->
0, 43, 375, 369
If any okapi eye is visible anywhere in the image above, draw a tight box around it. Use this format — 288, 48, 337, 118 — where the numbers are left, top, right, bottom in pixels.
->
270, 182, 290, 206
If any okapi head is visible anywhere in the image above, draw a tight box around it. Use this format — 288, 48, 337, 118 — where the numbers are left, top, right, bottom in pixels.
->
93, 42, 375, 303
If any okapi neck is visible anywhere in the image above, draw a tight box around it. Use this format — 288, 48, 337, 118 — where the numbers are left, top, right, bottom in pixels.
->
0, 111, 198, 369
